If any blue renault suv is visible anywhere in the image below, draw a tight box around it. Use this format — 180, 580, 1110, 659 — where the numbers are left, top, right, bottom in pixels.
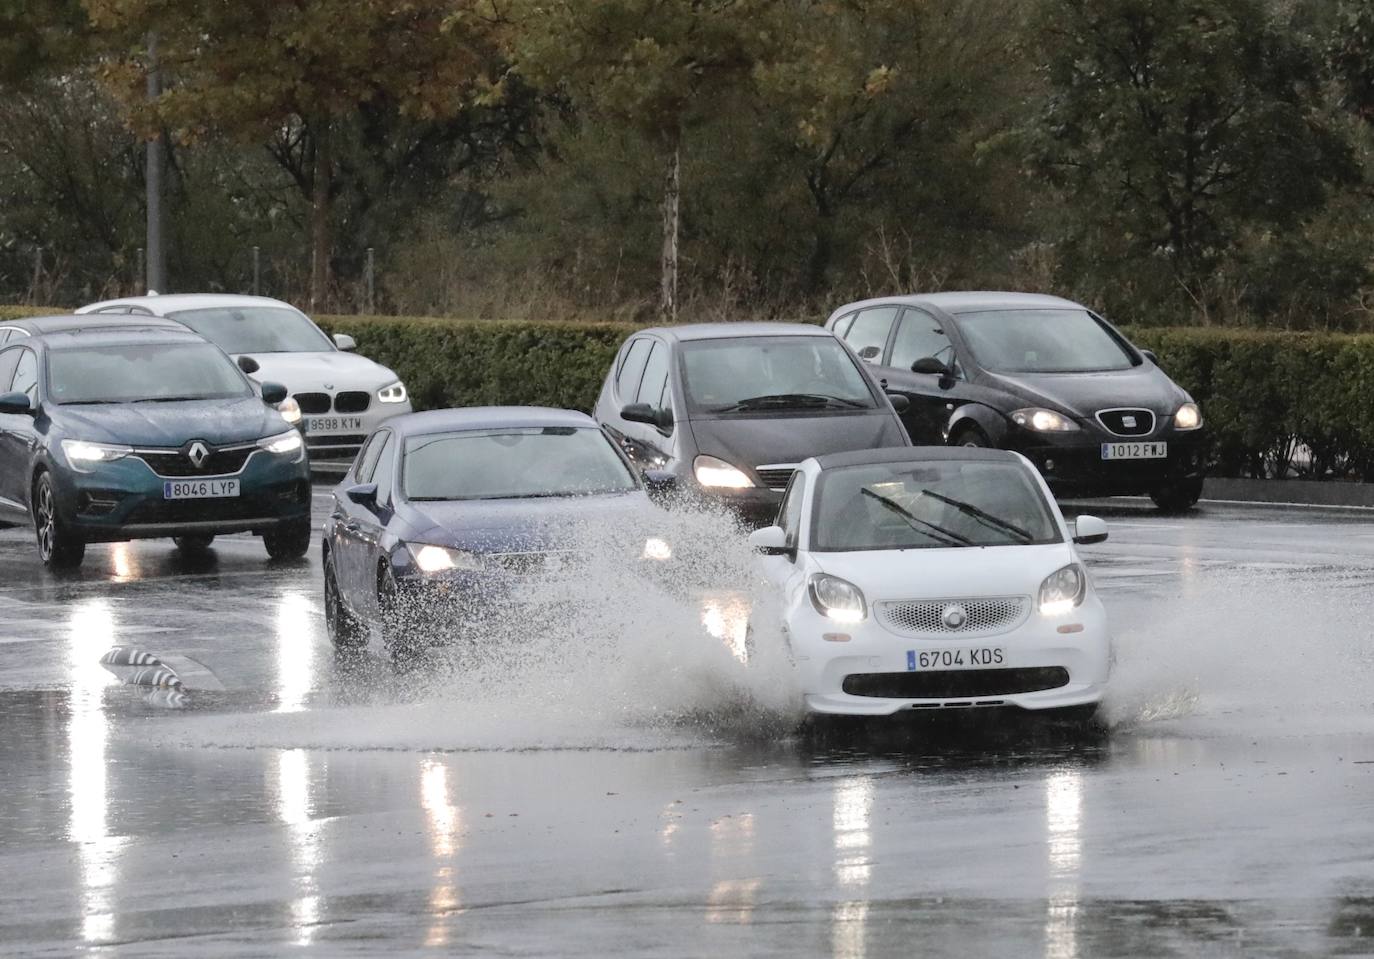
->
0, 324, 313, 568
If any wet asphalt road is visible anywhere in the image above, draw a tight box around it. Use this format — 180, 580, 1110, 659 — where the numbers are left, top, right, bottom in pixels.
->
2, 490, 1374, 957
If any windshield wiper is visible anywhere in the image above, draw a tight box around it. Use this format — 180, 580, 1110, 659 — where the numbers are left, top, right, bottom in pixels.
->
919, 489, 1034, 542
860, 488, 974, 548
713, 393, 868, 413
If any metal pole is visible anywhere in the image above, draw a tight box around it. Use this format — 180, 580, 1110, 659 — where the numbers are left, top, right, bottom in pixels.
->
145, 33, 166, 295
136, 247, 145, 294
30, 247, 42, 305
365, 247, 375, 314
252, 246, 261, 295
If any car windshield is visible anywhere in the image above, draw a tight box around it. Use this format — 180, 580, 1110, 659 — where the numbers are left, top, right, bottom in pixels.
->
954, 309, 1137, 373
403, 427, 639, 501
168, 306, 334, 353
811, 460, 1061, 551
48, 342, 252, 404
680, 335, 875, 413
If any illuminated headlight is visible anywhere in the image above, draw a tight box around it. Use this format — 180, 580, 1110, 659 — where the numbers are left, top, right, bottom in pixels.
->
693, 454, 754, 489
377, 381, 408, 404
61, 440, 132, 468
258, 431, 303, 455
1174, 402, 1202, 430
808, 572, 867, 624
1039, 563, 1086, 616
1011, 408, 1079, 432
278, 396, 302, 426
411, 544, 483, 573
641, 537, 673, 561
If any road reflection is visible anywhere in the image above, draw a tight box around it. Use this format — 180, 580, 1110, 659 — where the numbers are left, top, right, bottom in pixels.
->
420, 758, 463, 946
275, 748, 324, 945
832, 775, 873, 958
1044, 769, 1083, 959
274, 590, 319, 713
706, 813, 757, 924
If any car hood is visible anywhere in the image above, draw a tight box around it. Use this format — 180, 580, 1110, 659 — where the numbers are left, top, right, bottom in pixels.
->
811, 542, 1077, 603
688, 411, 908, 471
398, 491, 663, 553
53, 396, 291, 447
234, 350, 399, 393
982, 365, 1189, 420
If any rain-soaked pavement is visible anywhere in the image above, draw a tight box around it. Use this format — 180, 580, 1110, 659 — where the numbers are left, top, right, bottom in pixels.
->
2, 489, 1374, 957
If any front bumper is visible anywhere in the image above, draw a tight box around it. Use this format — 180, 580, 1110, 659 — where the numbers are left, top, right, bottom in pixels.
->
1007, 427, 1207, 495
791, 596, 1111, 716
302, 399, 413, 464
54, 449, 312, 543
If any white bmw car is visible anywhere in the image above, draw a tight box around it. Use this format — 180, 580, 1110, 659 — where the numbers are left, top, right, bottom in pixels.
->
749, 447, 1111, 718
77, 294, 411, 466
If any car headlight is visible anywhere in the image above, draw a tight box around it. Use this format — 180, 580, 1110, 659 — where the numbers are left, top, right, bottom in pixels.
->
278, 396, 302, 426
1039, 563, 1086, 616
61, 439, 133, 469
641, 537, 672, 561
808, 572, 867, 624
377, 381, 408, 404
258, 431, 303, 455
1174, 402, 1202, 430
1011, 408, 1079, 432
693, 454, 754, 489
410, 544, 483, 573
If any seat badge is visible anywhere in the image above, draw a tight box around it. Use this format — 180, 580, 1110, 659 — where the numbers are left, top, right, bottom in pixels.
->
1122, 414, 1137, 428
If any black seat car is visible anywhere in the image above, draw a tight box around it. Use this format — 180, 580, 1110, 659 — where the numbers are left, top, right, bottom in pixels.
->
592, 322, 910, 522
825, 293, 1206, 511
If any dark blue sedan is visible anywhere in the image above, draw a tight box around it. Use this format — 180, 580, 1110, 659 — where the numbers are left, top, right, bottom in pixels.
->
0, 326, 313, 568
322, 407, 674, 657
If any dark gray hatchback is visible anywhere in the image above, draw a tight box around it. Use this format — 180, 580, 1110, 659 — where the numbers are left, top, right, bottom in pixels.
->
592, 322, 910, 523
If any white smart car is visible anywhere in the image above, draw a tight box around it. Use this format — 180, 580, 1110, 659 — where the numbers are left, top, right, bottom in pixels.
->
77, 294, 411, 466
749, 446, 1111, 718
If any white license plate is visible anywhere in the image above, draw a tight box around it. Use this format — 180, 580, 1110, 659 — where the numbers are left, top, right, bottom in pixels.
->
307, 416, 363, 433
163, 479, 240, 500
906, 648, 1004, 670
1101, 441, 1167, 460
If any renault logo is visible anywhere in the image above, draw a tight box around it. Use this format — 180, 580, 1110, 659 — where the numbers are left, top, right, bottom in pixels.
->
942, 603, 968, 630
187, 441, 210, 469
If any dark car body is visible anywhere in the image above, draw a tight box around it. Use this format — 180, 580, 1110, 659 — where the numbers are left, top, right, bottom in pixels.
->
322, 407, 672, 654
825, 293, 1206, 507
592, 323, 910, 523
0, 328, 312, 566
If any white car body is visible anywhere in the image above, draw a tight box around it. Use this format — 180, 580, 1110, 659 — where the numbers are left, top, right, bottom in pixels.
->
752, 448, 1111, 716
77, 294, 411, 464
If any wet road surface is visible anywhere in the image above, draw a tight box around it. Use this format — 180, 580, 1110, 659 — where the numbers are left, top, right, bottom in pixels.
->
2, 492, 1373, 956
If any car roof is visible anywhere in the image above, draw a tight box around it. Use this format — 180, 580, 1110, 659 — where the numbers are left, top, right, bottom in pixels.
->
27, 327, 209, 350
830, 291, 1085, 318
380, 406, 599, 438
812, 445, 1021, 470
77, 294, 305, 316
2, 313, 185, 334
633, 322, 833, 343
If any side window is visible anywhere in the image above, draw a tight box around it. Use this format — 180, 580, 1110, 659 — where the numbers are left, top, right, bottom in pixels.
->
843, 307, 898, 362
355, 430, 388, 483
616, 339, 652, 400
373, 432, 398, 505
777, 474, 805, 552
890, 309, 958, 374
636, 341, 670, 410
832, 312, 857, 338
0, 347, 22, 392
11, 349, 38, 400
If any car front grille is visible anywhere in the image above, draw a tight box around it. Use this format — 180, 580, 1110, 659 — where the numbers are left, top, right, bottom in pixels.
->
1096, 408, 1155, 436
334, 390, 371, 413
304, 433, 367, 460
842, 667, 1070, 699
875, 597, 1029, 637
134, 445, 257, 478
294, 392, 331, 415
754, 464, 797, 490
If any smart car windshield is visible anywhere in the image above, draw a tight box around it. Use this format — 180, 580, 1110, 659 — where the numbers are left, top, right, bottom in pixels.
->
403, 427, 639, 501
168, 306, 334, 353
955, 309, 1137, 373
48, 342, 252, 404
811, 460, 1061, 550
681, 336, 875, 413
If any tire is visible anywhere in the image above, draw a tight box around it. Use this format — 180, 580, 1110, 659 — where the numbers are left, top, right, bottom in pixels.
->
951, 425, 992, 448
324, 550, 367, 649
173, 534, 215, 554
33, 472, 85, 570
377, 565, 416, 664
263, 518, 312, 560
1150, 477, 1203, 513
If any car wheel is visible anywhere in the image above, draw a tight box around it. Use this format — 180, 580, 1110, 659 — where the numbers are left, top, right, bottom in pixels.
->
1150, 478, 1203, 513
33, 472, 85, 570
377, 565, 414, 663
173, 534, 215, 554
324, 551, 367, 649
264, 518, 312, 560
952, 425, 992, 448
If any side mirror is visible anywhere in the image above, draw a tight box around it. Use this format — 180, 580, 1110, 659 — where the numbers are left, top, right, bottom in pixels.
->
345, 483, 378, 508
259, 381, 289, 405
1073, 515, 1108, 545
622, 403, 671, 429
912, 357, 951, 376
857, 345, 882, 363
643, 469, 678, 502
0, 391, 33, 415
333, 333, 357, 352
748, 525, 791, 556
885, 392, 910, 414
237, 355, 261, 375
1140, 349, 1158, 365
